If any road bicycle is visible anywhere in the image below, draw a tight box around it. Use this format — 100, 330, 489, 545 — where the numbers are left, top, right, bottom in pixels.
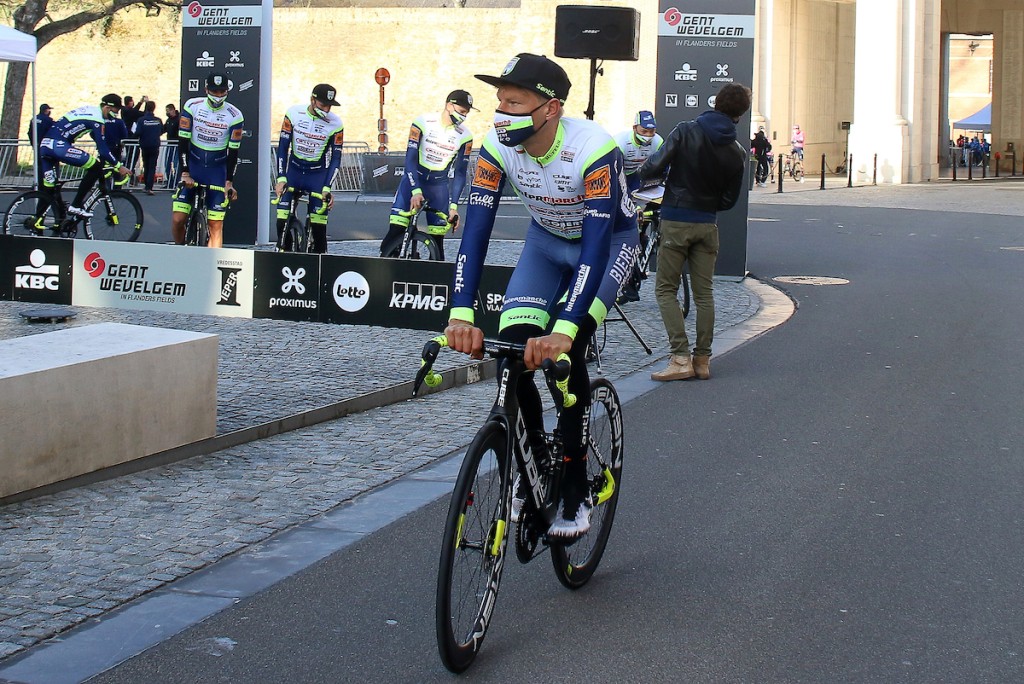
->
273, 188, 329, 253
381, 204, 456, 261
415, 335, 624, 672
3, 170, 143, 241
181, 182, 233, 247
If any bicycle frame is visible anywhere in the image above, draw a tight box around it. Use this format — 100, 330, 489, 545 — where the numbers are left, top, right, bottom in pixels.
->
396, 205, 454, 259
51, 172, 121, 239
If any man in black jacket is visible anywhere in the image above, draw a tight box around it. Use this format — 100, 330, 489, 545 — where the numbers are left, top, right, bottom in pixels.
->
638, 83, 751, 381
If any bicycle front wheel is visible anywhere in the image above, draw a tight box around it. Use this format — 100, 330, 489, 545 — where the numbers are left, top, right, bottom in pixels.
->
436, 421, 511, 673
551, 378, 624, 589
88, 191, 143, 241
407, 231, 442, 260
3, 191, 59, 236
792, 162, 804, 182
185, 210, 208, 247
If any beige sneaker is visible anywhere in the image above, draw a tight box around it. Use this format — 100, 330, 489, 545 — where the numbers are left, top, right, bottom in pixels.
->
692, 355, 711, 380
651, 354, 696, 381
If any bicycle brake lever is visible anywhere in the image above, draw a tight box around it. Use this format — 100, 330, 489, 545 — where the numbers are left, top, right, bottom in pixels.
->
541, 354, 576, 409
413, 335, 448, 396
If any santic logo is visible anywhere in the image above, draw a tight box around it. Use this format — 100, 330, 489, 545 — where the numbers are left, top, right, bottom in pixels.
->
84, 252, 106, 278
187, 1, 203, 18
333, 271, 370, 312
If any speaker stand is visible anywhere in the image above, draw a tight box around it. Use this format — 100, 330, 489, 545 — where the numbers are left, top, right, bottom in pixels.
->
583, 57, 604, 121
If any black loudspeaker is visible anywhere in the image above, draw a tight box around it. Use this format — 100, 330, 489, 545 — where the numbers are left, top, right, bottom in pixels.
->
554, 5, 640, 61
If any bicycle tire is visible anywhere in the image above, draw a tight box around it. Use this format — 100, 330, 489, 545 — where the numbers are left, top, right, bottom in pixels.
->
792, 162, 804, 182
87, 190, 143, 242
407, 230, 442, 261
550, 378, 624, 589
286, 216, 306, 253
185, 210, 209, 247
3, 191, 60, 237
436, 421, 511, 673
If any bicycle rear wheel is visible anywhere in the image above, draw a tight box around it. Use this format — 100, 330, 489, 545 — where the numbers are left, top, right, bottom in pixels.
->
87, 190, 143, 241
551, 378, 624, 589
285, 216, 306, 252
3, 191, 59, 236
436, 421, 511, 673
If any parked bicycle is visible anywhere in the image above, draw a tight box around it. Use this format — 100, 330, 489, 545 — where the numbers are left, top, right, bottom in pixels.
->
381, 203, 456, 261
415, 335, 624, 673
2, 169, 143, 241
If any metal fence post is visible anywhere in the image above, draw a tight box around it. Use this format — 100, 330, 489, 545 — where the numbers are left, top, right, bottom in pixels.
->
776, 154, 784, 193
847, 154, 853, 187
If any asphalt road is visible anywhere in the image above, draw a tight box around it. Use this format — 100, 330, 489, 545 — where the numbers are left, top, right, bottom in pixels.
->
0, 189, 532, 244
87, 201, 1024, 682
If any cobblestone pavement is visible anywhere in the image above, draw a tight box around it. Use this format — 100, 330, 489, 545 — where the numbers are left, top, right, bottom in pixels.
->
0, 238, 765, 661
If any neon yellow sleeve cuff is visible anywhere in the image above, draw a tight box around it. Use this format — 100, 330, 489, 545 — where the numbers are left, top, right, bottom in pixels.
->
412, 188, 423, 196
552, 320, 579, 340
276, 176, 286, 183
450, 307, 476, 325
449, 202, 458, 212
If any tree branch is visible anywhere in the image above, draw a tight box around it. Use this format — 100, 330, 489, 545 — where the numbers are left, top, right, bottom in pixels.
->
32, 0, 179, 49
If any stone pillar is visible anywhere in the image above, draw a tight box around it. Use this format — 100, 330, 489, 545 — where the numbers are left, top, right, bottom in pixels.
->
751, 0, 774, 136
994, 9, 1024, 171
848, 0, 940, 184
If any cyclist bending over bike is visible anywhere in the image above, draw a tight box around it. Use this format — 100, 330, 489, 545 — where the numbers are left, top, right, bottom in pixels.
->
273, 83, 345, 253
379, 90, 475, 260
445, 53, 638, 540
38, 94, 130, 221
171, 73, 244, 248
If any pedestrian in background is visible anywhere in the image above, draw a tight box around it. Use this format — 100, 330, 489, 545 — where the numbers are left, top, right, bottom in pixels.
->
27, 103, 53, 188
121, 95, 144, 183
164, 103, 181, 185
133, 100, 164, 194
638, 83, 751, 382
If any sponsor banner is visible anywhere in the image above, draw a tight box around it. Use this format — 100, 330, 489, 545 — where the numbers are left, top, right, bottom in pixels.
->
657, 0, 754, 277
71, 242, 254, 317
320, 255, 511, 337
252, 251, 320, 321
358, 153, 406, 196
181, 0, 264, 245
0, 235, 74, 305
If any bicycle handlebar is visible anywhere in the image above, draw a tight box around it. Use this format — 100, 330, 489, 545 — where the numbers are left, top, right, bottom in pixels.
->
412, 335, 575, 407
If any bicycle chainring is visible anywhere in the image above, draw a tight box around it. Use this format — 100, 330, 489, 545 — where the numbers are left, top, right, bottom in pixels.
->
514, 507, 546, 563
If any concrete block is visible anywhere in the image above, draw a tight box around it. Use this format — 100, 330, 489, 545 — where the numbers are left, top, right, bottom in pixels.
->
0, 322, 217, 499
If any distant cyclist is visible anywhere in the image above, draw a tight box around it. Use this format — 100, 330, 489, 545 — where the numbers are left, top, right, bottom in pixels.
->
274, 83, 345, 253
171, 73, 244, 248
751, 126, 772, 187
378, 90, 475, 261
38, 94, 131, 220
791, 123, 805, 160
614, 110, 664, 196
445, 53, 638, 540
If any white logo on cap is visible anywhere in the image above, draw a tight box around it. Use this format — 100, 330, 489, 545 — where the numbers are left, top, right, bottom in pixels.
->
501, 56, 520, 77
467, 94, 474, 106
328, 89, 335, 100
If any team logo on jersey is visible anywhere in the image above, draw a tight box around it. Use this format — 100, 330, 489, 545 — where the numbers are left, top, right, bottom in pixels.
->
583, 165, 612, 200
409, 127, 421, 143
472, 157, 502, 192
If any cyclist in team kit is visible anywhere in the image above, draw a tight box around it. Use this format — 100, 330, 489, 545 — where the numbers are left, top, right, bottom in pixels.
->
274, 83, 345, 253
171, 73, 244, 248
614, 109, 664, 196
444, 53, 638, 540
38, 94, 131, 220
378, 90, 476, 261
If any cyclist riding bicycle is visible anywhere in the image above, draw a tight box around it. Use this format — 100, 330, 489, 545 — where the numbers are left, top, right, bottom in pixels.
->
791, 123, 805, 161
379, 90, 475, 261
614, 109, 664, 196
38, 94, 131, 220
171, 73, 244, 248
274, 83, 345, 253
445, 53, 638, 540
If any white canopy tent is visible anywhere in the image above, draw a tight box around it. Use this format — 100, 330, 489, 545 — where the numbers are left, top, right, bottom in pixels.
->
0, 25, 37, 184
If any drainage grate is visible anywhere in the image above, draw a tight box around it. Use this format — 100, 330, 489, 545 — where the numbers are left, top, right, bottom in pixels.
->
20, 307, 78, 323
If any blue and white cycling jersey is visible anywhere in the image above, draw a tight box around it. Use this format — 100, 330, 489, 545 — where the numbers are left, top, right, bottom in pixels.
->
614, 129, 664, 194
179, 96, 244, 178
42, 106, 118, 166
276, 104, 344, 186
451, 116, 637, 339
403, 112, 473, 201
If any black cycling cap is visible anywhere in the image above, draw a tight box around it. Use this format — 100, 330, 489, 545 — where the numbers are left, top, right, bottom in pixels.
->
476, 53, 571, 103
206, 73, 230, 90
446, 89, 478, 111
39, 103, 51, 113
311, 83, 341, 106
100, 93, 122, 108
